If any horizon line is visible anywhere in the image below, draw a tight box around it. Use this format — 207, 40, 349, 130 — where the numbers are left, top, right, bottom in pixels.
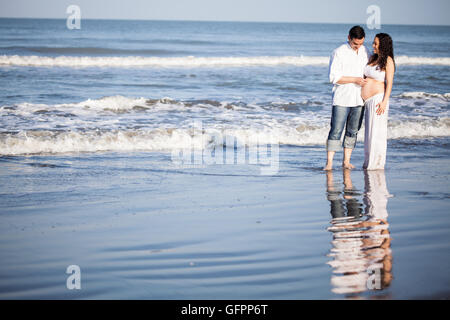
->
0, 16, 449, 27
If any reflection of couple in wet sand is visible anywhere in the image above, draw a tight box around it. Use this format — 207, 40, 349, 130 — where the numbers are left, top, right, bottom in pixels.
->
324, 26, 395, 171
326, 169, 393, 296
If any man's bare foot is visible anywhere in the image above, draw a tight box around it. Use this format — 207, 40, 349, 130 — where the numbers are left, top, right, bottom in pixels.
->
323, 164, 333, 171
342, 162, 355, 169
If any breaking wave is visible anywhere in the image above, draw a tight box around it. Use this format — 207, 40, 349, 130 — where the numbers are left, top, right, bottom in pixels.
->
1, 118, 449, 156
1, 93, 449, 155
1, 55, 450, 68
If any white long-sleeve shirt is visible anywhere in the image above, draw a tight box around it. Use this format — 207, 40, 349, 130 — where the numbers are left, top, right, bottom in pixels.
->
328, 43, 370, 107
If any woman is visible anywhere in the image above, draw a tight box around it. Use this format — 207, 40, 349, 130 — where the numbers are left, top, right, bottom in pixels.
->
361, 33, 395, 170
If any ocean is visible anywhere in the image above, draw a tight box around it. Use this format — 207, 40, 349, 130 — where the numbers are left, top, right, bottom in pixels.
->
0, 18, 449, 299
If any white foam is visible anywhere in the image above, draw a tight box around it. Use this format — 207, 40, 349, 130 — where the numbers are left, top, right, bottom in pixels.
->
1, 117, 449, 156
0, 96, 177, 118
72, 95, 150, 111
1, 54, 449, 68
397, 91, 450, 100
1, 94, 449, 155
395, 56, 450, 66
0, 55, 328, 68
387, 118, 450, 139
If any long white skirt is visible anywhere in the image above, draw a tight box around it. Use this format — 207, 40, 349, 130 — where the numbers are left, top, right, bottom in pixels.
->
363, 93, 389, 170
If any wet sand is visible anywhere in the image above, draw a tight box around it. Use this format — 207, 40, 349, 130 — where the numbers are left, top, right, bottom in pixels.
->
0, 140, 449, 299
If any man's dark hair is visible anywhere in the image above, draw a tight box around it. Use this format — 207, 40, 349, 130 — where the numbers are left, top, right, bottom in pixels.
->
349, 26, 365, 40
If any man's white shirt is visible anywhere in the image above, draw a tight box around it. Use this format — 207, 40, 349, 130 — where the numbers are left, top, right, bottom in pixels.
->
328, 43, 370, 107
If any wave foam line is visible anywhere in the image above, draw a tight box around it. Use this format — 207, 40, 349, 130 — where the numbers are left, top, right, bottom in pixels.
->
397, 91, 450, 100
1, 118, 449, 155
1, 55, 449, 68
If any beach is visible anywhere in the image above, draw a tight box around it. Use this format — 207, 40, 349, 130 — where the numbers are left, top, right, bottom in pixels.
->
0, 140, 449, 299
0, 19, 449, 299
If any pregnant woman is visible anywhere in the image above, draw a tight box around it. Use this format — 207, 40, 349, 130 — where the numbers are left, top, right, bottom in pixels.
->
362, 33, 395, 170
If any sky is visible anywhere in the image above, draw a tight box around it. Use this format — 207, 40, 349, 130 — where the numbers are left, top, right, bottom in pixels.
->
0, 0, 449, 25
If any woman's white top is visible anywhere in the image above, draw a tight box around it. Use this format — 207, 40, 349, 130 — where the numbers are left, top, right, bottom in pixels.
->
364, 64, 386, 82
328, 42, 370, 107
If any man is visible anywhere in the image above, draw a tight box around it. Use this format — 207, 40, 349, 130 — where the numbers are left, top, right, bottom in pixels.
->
323, 25, 370, 170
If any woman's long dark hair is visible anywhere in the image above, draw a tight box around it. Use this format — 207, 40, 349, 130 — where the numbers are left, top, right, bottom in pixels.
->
368, 33, 395, 72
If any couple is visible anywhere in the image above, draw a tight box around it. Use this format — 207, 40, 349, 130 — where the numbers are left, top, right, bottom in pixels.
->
323, 26, 395, 171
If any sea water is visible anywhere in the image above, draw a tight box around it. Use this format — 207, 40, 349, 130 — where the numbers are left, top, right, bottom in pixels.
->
0, 18, 449, 299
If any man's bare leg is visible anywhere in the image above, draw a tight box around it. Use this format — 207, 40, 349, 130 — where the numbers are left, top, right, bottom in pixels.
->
343, 148, 355, 169
323, 151, 335, 170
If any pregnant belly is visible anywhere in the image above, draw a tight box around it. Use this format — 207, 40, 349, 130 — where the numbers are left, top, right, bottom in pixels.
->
362, 78, 385, 101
